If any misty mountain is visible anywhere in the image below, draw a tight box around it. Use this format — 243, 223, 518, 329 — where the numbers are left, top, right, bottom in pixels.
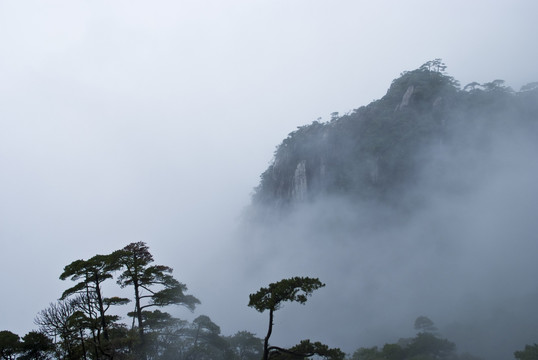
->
252, 60, 538, 212
238, 60, 538, 360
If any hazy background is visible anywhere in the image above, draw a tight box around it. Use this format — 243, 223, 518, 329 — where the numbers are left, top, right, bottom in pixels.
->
236, 119, 538, 360
1, 1, 538, 359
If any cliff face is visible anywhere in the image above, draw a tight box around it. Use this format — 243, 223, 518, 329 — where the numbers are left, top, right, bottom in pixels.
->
252, 62, 538, 209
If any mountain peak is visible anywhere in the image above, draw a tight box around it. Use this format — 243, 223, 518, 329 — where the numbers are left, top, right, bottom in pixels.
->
251, 62, 536, 213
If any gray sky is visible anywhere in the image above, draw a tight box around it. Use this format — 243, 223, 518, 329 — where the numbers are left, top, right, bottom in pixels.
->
1, 0, 538, 355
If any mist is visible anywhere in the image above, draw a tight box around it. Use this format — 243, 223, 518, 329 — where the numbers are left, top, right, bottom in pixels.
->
2, 2, 538, 360
215, 109, 538, 360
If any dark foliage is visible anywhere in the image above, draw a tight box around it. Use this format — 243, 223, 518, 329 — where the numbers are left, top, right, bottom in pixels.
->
252, 60, 538, 212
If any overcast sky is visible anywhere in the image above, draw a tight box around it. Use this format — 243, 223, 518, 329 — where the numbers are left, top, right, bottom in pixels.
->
1, 0, 538, 352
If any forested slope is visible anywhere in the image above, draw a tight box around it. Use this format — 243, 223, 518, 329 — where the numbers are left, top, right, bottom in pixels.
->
252, 60, 538, 210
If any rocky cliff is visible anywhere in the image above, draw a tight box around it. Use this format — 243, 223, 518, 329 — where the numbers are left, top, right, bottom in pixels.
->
251, 60, 538, 210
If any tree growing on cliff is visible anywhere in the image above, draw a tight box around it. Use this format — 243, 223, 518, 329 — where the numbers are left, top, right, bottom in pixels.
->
248, 276, 343, 360
114, 242, 200, 359
60, 254, 129, 357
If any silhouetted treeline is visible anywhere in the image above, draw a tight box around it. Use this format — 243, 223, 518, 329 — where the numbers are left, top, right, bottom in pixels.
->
1, 244, 536, 359
0, 242, 264, 360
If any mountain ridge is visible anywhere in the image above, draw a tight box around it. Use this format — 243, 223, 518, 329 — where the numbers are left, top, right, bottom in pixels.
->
251, 60, 538, 212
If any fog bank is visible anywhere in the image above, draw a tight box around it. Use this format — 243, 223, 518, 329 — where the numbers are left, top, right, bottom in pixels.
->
216, 121, 538, 360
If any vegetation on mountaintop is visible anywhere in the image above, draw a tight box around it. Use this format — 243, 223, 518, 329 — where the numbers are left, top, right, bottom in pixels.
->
252, 59, 538, 208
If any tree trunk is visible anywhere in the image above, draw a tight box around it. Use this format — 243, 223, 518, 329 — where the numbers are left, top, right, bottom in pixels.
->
94, 276, 109, 341
79, 328, 88, 360
263, 309, 274, 360
134, 278, 146, 360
